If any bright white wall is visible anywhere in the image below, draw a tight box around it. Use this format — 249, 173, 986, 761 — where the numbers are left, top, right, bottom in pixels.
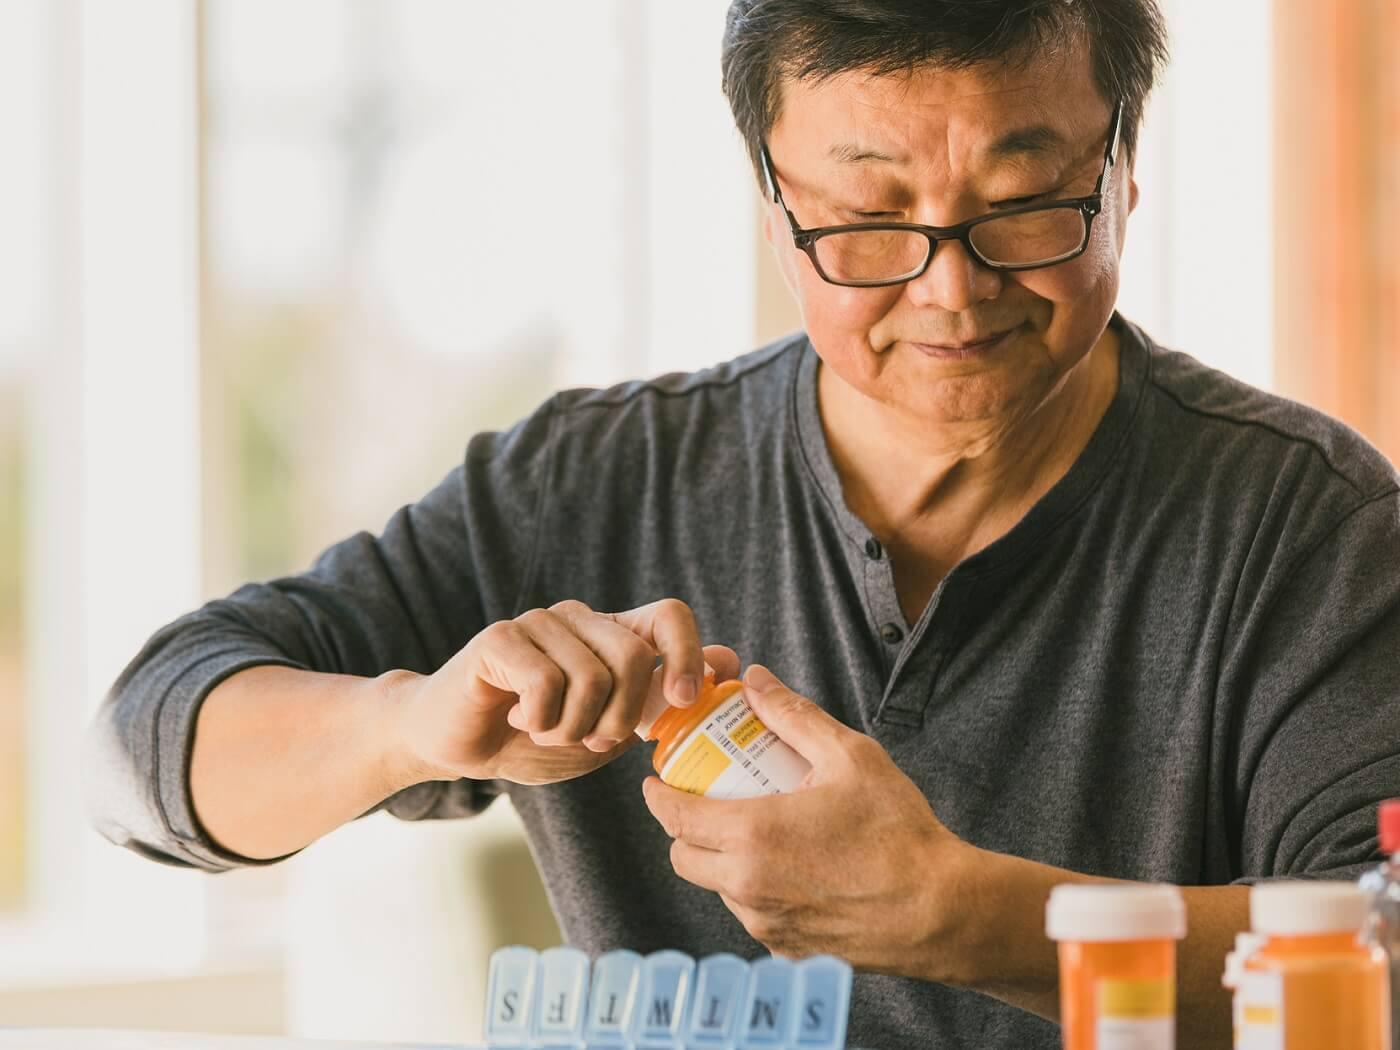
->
1117, 0, 1274, 389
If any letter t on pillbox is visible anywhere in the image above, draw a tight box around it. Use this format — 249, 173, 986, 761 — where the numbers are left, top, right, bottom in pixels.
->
530, 946, 590, 1049
485, 946, 538, 1048
630, 949, 696, 1049
686, 952, 749, 1047
793, 956, 853, 1049
738, 956, 798, 1047
584, 950, 644, 1048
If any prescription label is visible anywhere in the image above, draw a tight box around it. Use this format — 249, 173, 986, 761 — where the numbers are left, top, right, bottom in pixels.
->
729, 714, 763, 749
659, 691, 811, 799
1095, 979, 1173, 1050
663, 734, 731, 796
1235, 972, 1284, 1050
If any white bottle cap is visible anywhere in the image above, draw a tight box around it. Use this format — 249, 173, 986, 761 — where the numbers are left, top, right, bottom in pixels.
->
634, 662, 716, 740
1221, 931, 1267, 989
1249, 881, 1370, 936
1046, 884, 1187, 942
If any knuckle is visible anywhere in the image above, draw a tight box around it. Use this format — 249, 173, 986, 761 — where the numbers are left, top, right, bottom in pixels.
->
657, 597, 697, 629
530, 663, 566, 698
661, 806, 686, 842
481, 619, 521, 645
848, 732, 887, 767
624, 636, 659, 674
548, 598, 591, 620
574, 665, 614, 704
515, 607, 553, 630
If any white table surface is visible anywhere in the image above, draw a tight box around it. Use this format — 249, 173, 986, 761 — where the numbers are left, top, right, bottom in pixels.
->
0, 1033, 472, 1050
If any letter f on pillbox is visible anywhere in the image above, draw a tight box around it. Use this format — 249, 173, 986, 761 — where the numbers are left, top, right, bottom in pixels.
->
531, 946, 590, 1048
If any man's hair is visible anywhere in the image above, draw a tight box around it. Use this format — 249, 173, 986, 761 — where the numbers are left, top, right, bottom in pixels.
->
721, 0, 1169, 180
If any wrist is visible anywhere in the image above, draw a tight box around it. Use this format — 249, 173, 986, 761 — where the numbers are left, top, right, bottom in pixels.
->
370, 668, 447, 791
915, 838, 995, 987
936, 846, 1088, 1012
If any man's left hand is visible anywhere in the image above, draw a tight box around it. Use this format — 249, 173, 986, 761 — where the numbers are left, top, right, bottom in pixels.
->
641, 663, 974, 981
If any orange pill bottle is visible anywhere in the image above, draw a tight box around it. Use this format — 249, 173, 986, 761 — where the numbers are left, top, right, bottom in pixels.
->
1235, 881, 1390, 1050
1046, 883, 1187, 1050
636, 675, 810, 799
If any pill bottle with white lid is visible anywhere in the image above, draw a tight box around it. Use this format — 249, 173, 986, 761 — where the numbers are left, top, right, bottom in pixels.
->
635, 674, 810, 798
1236, 881, 1390, 1050
1222, 931, 1267, 1048
1046, 883, 1186, 1050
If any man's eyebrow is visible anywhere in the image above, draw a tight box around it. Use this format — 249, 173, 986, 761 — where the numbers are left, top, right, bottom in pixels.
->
827, 124, 1071, 166
828, 142, 905, 164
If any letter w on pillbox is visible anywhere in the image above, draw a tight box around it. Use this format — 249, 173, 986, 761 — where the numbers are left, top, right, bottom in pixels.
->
486, 946, 854, 1049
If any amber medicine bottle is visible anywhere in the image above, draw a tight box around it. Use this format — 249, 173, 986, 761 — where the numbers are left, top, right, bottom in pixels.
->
1046, 883, 1186, 1050
636, 676, 810, 798
1235, 881, 1390, 1050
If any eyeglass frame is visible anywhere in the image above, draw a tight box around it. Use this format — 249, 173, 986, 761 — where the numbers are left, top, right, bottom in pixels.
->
759, 98, 1124, 287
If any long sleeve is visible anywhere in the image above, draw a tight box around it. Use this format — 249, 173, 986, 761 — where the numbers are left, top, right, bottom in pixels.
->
86, 399, 558, 871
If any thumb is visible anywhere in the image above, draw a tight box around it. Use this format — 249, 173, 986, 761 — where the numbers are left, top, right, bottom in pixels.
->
741, 664, 851, 765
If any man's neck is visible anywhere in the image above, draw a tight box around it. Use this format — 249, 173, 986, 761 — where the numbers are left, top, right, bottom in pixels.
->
817, 325, 1122, 568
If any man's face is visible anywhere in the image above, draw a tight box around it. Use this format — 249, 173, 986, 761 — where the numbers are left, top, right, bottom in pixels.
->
763, 42, 1138, 429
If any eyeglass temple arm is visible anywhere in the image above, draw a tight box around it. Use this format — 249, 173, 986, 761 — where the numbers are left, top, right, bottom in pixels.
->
759, 145, 780, 203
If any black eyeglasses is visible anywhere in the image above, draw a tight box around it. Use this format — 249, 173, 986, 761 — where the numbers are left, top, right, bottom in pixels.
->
760, 100, 1123, 287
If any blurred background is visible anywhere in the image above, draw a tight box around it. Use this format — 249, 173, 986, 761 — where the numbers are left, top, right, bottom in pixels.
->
0, 0, 1395, 1043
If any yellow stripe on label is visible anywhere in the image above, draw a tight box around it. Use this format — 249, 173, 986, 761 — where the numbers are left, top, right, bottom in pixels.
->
1241, 1005, 1280, 1026
666, 734, 732, 796
729, 714, 764, 750
1098, 979, 1174, 1019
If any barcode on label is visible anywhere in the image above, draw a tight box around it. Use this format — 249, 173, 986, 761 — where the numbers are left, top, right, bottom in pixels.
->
715, 732, 772, 789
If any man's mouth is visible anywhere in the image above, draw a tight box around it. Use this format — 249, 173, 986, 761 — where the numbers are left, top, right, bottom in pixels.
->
908, 326, 1018, 360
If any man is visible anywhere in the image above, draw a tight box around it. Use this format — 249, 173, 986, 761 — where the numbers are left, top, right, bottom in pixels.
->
90, 2, 1400, 1047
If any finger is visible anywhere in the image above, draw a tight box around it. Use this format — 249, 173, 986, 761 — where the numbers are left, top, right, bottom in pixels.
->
611, 599, 706, 708
702, 644, 740, 684
741, 664, 852, 766
470, 620, 567, 733
550, 602, 658, 746
669, 839, 728, 893
641, 775, 750, 851
510, 610, 614, 743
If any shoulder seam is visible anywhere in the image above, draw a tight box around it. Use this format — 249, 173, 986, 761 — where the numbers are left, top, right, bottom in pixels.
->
1146, 374, 1372, 499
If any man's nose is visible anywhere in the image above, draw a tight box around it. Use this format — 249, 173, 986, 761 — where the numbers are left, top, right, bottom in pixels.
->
901, 237, 1002, 313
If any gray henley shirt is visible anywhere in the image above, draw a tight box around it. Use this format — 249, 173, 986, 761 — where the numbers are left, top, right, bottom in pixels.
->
89, 314, 1400, 1048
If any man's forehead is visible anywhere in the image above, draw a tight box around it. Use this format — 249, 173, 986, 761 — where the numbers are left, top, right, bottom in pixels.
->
771, 53, 1104, 170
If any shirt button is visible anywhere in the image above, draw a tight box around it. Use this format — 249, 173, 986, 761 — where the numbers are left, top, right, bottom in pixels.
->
879, 622, 904, 644
864, 537, 883, 560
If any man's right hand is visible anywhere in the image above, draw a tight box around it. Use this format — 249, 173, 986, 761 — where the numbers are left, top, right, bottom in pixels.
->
387, 598, 739, 786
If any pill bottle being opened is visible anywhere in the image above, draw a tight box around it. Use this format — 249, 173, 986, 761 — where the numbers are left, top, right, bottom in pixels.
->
636, 675, 810, 799
1046, 883, 1187, 1050
1235, 881, 1390, 1050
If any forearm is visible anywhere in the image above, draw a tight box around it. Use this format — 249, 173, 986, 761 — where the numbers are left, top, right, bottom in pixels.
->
189, 665, 428, 860
942, 847, 1243, 1044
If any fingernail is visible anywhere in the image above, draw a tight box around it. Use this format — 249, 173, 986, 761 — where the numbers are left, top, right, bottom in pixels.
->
744, 664, 779, 692
673, 675, 698, 705
585, 736, 619, 752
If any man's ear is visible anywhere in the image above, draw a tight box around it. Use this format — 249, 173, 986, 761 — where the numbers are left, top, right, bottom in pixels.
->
759, 198, 802, 302
1127, 169, 1141, 215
